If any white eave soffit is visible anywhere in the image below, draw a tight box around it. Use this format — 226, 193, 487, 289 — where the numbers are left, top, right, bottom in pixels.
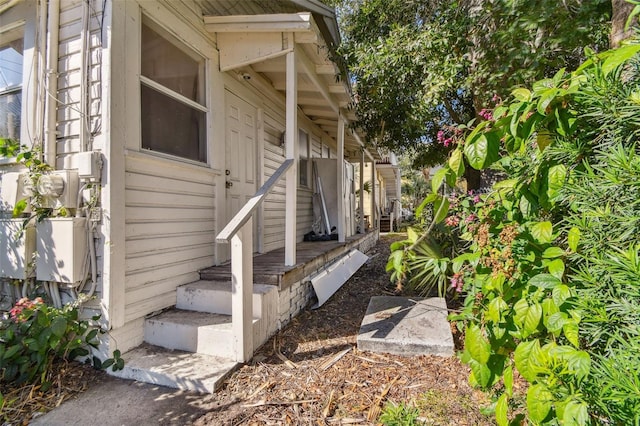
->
204, 12, 320, 72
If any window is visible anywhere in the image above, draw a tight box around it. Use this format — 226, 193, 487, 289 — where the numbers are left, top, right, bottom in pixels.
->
140, 19, 207, 163
322, 144, 330, 159
299, 129, 309, 187
0, 25, 24, 158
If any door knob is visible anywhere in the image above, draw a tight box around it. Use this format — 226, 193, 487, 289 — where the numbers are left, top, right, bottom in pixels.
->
226, 181, 233, 188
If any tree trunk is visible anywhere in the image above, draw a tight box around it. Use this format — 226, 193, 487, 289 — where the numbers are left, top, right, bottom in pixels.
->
464, 167, 482, 191
611, 0, 636, 48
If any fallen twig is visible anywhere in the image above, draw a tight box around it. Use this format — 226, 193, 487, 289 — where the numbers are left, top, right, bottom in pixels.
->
322, 389, 335, 418
367, 376, 399, 422
273, 338, 298, 369
320, 347, 352, 371
243, 399, 317, 408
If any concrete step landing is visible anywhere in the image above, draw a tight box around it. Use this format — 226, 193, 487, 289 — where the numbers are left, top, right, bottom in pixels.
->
357, 296, 454, 357
112, 343, 238, 393
144, 309, 259, 359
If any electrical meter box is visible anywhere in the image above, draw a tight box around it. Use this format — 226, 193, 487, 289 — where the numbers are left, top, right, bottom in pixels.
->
0, 219, 36, 279
36, 217, 88, 284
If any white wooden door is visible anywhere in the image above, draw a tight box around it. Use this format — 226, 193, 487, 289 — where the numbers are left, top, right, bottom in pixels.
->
224, 90, 258, 256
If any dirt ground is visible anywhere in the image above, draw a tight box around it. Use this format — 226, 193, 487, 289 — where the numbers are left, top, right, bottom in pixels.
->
3, 234, 492, 425
192, 234, 492, 425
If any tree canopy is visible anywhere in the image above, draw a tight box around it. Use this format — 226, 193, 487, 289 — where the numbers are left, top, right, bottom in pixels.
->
333, 0, 612, 169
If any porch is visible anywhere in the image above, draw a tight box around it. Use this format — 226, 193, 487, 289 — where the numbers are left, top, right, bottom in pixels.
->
115, 230, 378, 393
201, 230, 378, 289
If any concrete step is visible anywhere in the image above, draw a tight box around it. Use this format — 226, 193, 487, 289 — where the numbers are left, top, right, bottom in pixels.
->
176, 280, 276, 317
111, 343, 238, 393
357, 296, 454, 357
144, 309, 258, 359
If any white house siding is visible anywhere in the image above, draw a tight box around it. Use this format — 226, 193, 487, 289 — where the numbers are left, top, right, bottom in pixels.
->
123, 154, 216, 323
56, 0, 104, 167
297, 188, 314, 239
262, 110, 286, 253
116, 0, 220, 324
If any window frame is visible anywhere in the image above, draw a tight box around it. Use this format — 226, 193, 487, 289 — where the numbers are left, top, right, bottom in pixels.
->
138, 14, 210, 165
0, 1, 37, 165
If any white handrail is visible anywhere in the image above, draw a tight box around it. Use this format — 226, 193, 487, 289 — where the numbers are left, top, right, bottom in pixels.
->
217, 159, 294, 243
215, 158, 294, 362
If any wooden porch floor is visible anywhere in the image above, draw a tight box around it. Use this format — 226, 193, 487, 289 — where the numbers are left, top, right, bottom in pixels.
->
200, 231, 378, 289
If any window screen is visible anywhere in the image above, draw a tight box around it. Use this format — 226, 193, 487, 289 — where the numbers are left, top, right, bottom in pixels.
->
140, 20, 206, 163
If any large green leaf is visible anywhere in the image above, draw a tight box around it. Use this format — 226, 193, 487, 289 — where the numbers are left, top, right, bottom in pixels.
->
495, 393, 509, 426
546, 259, 565, 280
529, 273, 561, 289
463, 132, 500, 170
537, 88, 559, 115
512, 87, 532, 102
602, 44, 640, 75
547, 312, 568, 333
448, 149, 464, 177
415, 193, 438, 219
432, 168, 448, 193
51, 317, 68, 338
406, 227, 418, 243
563, 319, 580, 348
524, 303, 542, 334
433, 196, 450, 224
546, 164, 566, 200
465, 324, 491, 364
562, 399, 589, 426
536, 131, 553, 152
566, 351, 590, 380
503, 364, 514, 397
552, 285, 572, 308
468, 358, 493, 388
567, 227, 581, 252
514, 340, 540, 382
513, 298, 529, 327
487, 297, 507, 323
530, 221, 553, 244
527, 384, 554, 423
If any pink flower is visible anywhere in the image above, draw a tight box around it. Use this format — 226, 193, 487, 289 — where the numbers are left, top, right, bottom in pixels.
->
445, 215, 460, 227
464, 214, 477, 224
479, 109, 493, 121
9, 297, 44, 322
450, 273, 464, 293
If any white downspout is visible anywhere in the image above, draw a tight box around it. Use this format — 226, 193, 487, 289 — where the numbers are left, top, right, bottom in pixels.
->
44, 0, 60, 167
79, 0, 90, 152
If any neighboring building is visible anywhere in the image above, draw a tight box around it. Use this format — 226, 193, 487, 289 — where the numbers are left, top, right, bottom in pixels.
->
0, 0, 399, 391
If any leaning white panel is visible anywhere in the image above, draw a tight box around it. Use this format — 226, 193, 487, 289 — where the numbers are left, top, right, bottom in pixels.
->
311, 249, 368, 309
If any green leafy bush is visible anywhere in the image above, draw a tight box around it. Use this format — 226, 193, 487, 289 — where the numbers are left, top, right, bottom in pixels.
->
379, 401, 421, 426
0, 297, 123, 389
394, 42, 640, 425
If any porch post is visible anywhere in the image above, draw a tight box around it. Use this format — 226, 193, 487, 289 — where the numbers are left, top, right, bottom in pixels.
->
359, 149, 365, 233
231, 219, 253, 362
285, 44, 298, 266
336, 114, 345, 242
372, 161, 377, 229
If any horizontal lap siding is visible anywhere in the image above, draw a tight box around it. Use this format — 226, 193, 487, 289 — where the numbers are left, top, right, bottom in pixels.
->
124, 155, 216, 322
263, 113, 286, 253
56, 1, 104, 167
